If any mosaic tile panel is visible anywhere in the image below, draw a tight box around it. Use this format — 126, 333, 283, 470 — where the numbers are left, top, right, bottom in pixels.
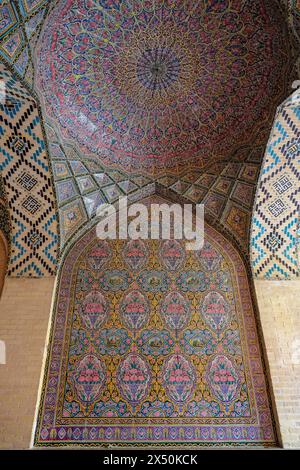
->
225, 205, 250, 244
203, 193, 227, 218
34, 201, 276, 447
49, 146, 265, 255
0, 63, 58, 276
59, 198, 87, 249
82, 191, 105, 219
76, 176, 97, 195
0, 2, 18, 39
231, 182, 255, 209
251, 91, 300, 279
55, 179, 78, 205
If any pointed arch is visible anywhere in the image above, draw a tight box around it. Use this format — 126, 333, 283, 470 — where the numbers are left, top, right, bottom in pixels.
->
34, 195, 277, 447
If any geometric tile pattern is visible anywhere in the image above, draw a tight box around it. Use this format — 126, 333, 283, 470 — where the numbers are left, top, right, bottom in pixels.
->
251, 90, 300, 279
45, 111, 271, 255
0, 1, 55, 85
0, 173, 10, 245
59, 198, 87, 250
156, 155, 263, 249
0, 62, 58, 276
47, 116, 265, 253
44, 121, 157, 248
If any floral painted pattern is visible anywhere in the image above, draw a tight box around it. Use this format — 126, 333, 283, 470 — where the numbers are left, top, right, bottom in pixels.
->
137, 330, 174, 357
162, 354, 196, 403
176, 271, 209, 292
77, 290, 108, 329
160, 291, 191, 331
122, 239, 148, 271
117, 353, 151, 405
181, 329, 217, 355
37, 0, 290, 175
160, 240, 185, 271
72, 354, 106, 403
99, 270, 131, 291
137, 270, 170, 292
120, 290, 150, 331
87, 241, 111, 270
206, 355, 240, 403
35, 226, 276, 446
201, 291, 232, 333
198, 242, 223, 271
95, 329, 132, 356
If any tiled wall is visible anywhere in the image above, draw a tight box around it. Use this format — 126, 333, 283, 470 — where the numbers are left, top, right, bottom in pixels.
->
251, 92, 300, 279
0, 63, 59, 276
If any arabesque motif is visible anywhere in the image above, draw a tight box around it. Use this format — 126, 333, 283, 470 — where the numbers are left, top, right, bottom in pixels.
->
77, 291, 108, 330
72, 354, 106, 403
117, 353, 151, 405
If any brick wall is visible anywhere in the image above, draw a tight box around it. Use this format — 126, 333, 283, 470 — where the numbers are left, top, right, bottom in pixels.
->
0, 278, 55, 449
255, 279, 300, 448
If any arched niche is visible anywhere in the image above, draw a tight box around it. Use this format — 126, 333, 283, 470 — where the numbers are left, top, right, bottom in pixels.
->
34, 196, 277, 448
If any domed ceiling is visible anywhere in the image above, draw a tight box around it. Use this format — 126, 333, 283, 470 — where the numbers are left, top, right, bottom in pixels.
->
36, 0, 292, 175
0, 0, 298, 273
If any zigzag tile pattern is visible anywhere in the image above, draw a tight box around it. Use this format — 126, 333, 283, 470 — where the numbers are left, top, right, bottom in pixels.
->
0, 173, 10, 245
0, 63, 58, 276
251, 92, 300, 279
